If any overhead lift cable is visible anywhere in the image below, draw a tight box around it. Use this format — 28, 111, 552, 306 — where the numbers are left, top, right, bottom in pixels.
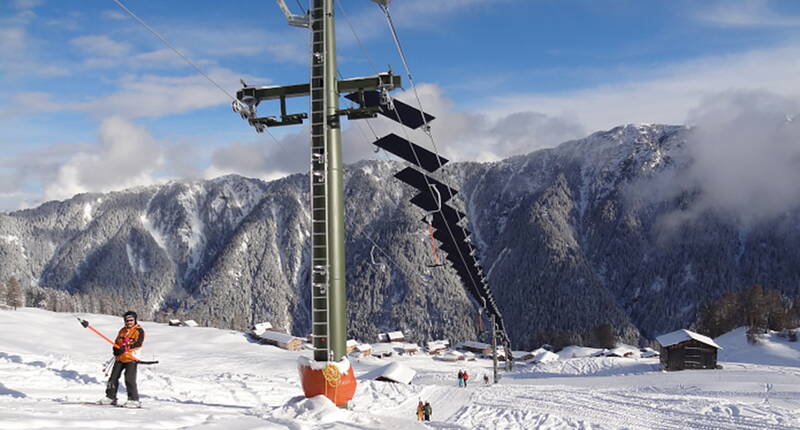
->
335, 0, 443, 275
373, 2, 512, 348
110, 0, 283, 146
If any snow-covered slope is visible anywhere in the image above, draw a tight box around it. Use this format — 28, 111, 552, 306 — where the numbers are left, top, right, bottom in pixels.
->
2, 308, 799, 429
717, 327, 800, 367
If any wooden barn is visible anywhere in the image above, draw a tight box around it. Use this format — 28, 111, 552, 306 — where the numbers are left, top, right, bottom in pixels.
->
426, 340, 449, 355
251, 330, 304, 351
378, 331, 405, 343
458, 341, 492, 355
655, 329, 722, 371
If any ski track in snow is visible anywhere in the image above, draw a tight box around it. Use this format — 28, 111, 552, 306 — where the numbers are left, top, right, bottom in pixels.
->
1, 309, 800, 429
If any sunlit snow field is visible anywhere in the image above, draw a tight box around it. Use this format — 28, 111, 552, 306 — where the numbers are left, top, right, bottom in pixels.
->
1, 308, 799, 429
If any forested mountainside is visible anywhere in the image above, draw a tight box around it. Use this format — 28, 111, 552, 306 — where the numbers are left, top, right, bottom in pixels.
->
3, 124, 799, 349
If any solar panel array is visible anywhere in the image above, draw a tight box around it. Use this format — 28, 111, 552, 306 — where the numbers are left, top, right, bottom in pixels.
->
347, 91, 512, 351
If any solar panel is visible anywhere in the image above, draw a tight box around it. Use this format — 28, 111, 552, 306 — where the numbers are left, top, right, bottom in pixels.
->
394, 167, 457, 202
344, 90, 436, 130
373, 134, 448, 172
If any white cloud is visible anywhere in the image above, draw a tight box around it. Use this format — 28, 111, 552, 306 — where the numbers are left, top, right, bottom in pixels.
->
488, 43, 800, 133
163, 27, 307, 65
208, 130, 308, 181
102, 10, 128, 21
336, 0, 507, 48
70, 35, 132, 57
645, 90, 800, 229
14, 0, 42, 10
342, 84, 585, 163
0, 191, 41, 212
0, 21, 70, 78
76, 68, 256, 118
44, 117, 164, 201
696, 0, 800, 28
2, 92, 63, 117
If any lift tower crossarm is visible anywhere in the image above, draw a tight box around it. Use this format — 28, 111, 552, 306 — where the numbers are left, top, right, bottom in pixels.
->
236, 72, 401, 102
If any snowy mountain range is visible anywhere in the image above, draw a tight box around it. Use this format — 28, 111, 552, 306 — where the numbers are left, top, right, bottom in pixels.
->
3, 124, 800, 349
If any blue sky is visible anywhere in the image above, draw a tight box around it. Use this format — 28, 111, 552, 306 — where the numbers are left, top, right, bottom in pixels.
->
2, 0, 800, 211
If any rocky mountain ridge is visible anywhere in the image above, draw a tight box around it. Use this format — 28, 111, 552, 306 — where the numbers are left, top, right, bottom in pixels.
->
3, 124, 799, 349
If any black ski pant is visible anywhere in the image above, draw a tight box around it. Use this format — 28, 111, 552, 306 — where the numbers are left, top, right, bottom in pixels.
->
105, 361, 138, 401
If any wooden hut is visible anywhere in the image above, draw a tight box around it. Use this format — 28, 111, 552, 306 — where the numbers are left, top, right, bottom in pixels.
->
252, 330, 304, 351
458, 341, 492, 355
346, 339, 359, 353
426, 340, 449, 355
353, 343, 372, 357
378, 331, 405, 343
401, 343, 419, 355
371, 343, 394, 358
655, 329, 722, 371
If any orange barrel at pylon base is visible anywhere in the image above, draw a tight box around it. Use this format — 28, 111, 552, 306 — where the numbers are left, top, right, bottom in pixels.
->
297, 356, 357, 407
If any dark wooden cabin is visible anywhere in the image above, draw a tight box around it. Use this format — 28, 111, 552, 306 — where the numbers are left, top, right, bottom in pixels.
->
655, 329, 722, 371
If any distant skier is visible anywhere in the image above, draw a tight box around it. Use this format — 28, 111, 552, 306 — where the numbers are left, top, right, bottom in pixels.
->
462, 370, 469, 387
423, 401, 432, 421
483, 373, 490, 385
457, 370, 464, 387
416, 400, 424, 420
97, 311, 144, 408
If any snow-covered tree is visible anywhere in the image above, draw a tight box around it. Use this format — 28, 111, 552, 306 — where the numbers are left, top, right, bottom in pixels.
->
6, 277, 23, 310
591, 323, 616, 349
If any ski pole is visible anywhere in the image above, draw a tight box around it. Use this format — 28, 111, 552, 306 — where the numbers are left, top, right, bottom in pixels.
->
103, 357, 115, 376
75, 316, 120, 348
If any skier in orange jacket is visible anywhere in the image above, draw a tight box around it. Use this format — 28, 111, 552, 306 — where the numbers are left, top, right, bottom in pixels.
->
98, 311, 145, 408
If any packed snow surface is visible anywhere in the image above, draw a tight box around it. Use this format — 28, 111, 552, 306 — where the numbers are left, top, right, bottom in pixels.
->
1, 308, 799, 429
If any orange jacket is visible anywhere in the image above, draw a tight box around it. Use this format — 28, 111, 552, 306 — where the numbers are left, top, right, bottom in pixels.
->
113, 324, 145, 363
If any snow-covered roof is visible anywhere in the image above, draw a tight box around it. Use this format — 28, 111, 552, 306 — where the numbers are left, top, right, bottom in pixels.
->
371, 343, 394, 355
640, 347, 659, 358
183, 319, 199, 327
257, 330, 301, 344
356, 343, 372, 352
524, 350, 559, 364
252, 322, 273, 334
656, 329, 722, 349
427, 341, 448, 351
401, 343, 419, 350
362, 362, 416, 384
387, 331, 404, 340
346, 339, 358, 348
511, 350, 530, 359
458, 341, 490, 350
606, 345, 641, 358
556, 345, 603, 359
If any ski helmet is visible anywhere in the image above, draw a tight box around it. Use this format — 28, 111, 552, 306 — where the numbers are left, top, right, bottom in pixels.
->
123, 311, 138, 322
